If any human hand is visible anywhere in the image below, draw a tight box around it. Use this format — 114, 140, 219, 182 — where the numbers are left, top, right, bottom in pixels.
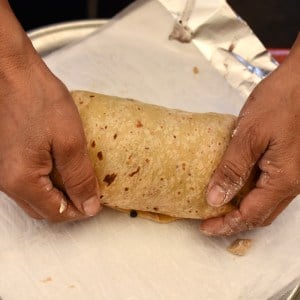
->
201, 34, 300, 236
0, 38, 101, 222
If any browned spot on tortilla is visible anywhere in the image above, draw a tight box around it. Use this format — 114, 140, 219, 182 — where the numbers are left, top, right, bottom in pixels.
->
153, 207, 159, 211
136, 120, 143, 128
124, 187, 129, 191
103, 173, 117, 186
113, 133, 118, 139
129, 166, 140, 177
145, 158, 150, 163
41, 277, 52, 283
79, 101, 84, 104
100, 195, 104, 199
193, 66, 199, 74
69, 285, 75, 288
145, 147, 149, 150
173, 135, 177, 139
182, 163, 186, 170
160, 177, 164, 181
178, 191, 181, 195
89, 95, 95, 98
91, 140, 96, 148
97, 151, 103, 160
105, 125, 107, 129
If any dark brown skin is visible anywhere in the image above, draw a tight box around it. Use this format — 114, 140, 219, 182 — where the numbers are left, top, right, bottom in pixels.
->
1, 0, 299, 231
202, 34, 300, 236
0, 0, 101, 221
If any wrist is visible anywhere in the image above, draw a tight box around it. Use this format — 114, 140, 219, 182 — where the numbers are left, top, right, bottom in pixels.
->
0, 0, 41, 77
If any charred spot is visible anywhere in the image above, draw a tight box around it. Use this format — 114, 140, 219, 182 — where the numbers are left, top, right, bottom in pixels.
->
136, 120, 143, 128
103, 173, 117, 186
89, 95, 95, 98
130, 210, 138, 218
91, 140, 96, 148
100, 195, 104, 199
124, 187, 129, 191
105, 126, 108, 129
97, 151, 103, 161
113, 133, 118, 139
129, 166, 140, 177
177, 191, 181, 195
160, 177, 164, 181
153, 207, 159, 211
173, 135, 177, 139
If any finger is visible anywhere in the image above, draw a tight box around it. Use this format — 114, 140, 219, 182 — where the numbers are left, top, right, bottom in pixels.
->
263, 197, 294, 226
21, 175, 86, 222
13, 197, 44, 219
201, 186, 282, 236
52, 130, 101, 217
206, 114, 268, 208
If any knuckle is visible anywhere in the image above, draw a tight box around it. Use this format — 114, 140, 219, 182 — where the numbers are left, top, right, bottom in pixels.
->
2, 168, 30, 193
218, 160, 246, 187
65, 170, 97, 197
61, 136, 83, 158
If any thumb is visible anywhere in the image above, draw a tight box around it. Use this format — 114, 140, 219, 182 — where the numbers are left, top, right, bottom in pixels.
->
207, 124, 267, 207
53, 134, 101, 217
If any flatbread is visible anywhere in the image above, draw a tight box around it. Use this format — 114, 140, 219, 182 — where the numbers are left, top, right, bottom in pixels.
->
72, 91, 243, 221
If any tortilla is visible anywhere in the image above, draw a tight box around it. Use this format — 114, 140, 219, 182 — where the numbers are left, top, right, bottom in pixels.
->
72, 91, 244, 221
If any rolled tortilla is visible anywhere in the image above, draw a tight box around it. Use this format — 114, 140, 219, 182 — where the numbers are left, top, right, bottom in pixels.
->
72, 91, 243, 221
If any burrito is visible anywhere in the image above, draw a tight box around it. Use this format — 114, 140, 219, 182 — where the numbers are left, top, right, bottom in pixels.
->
71, 91, 247, 222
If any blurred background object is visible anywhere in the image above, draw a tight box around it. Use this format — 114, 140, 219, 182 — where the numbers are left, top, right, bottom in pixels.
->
9, 0, 299, 48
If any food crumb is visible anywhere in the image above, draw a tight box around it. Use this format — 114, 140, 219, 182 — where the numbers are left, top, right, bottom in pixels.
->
41, 277, 52, 283
193, 66, 199, 74
69, 284, 75, 289
59, 199, 67, 214
227, 239, 252, 256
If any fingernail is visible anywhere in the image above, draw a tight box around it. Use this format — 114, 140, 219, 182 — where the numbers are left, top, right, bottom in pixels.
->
83, 196, 101, 216
207, 185, 226, 207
